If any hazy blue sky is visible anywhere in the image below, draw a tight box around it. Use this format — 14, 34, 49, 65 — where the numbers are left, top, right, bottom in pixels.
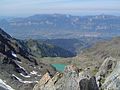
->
0, 0, 120, 16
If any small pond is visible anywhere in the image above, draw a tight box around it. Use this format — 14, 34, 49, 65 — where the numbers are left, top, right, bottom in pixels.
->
51, 64, 66, 72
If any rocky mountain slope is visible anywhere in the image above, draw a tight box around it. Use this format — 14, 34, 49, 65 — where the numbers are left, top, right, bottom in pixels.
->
42, 39, 85, 55
0, 27, 120, 90
70, 37, 120, 69
23, 39, 75, 57
73, 37, 120, 90
0, 28, 56, 90
33, 37, 120, 90
44, 37, 108, 55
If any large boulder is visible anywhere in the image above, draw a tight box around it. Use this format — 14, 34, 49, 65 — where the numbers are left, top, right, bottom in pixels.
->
95, 56, 117, 88
33, 72, 62, 90
96, 56, 117, 77
101, 60, 120, 90
79, 76, 99, 90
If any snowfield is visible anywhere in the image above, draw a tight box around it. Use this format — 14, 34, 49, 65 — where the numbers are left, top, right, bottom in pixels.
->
0, 79, 14, 90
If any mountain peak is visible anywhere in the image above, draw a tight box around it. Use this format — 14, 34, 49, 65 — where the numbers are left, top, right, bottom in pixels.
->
0, 28, 12, 39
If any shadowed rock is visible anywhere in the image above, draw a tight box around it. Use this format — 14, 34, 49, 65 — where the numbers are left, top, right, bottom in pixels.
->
0, 28, 56, 90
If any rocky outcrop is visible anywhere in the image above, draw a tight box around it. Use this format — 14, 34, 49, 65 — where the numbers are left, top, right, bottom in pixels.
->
79, 76, 98, 90
95, 56, 117, 88
101, 60, 120, 90
33, 56, 119, 90
33, 65, 99, 90
96, 56, 117, 77
33, 72, 62, 90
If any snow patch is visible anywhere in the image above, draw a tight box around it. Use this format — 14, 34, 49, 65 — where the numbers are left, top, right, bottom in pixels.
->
30, 71, 41, 77
17, 64, 28, 75
37, 74, 41, 77
20, 73, 30, 78
30, 71, 37, 75
34, 67, 36, 69
11, 51, 17, 58
0, 79, 14, 90
12, 74, 38, 84
16, 60, 22, 63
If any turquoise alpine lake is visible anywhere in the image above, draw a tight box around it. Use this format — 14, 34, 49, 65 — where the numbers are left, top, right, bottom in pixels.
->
51, 64, 66, 72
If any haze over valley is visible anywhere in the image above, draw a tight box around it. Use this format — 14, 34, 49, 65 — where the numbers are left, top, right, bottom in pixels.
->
0, 14, 120, 39
0, 0, 120, 90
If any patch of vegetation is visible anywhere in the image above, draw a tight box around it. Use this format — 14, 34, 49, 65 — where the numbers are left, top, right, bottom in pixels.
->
25, 39, 75, 57
92, 68, 99, 75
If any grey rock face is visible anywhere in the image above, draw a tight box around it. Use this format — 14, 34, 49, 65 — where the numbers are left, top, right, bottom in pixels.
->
88, 76, 99, 90
79, 76, 99, 90
79, 79, 89, 90
95, 56, 117, 89
33, 65, 99, 90
96, 56, 117, 77
101, 60, 120, 90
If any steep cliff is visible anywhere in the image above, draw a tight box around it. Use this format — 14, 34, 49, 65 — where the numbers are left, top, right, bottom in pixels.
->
0, 28, 56, 90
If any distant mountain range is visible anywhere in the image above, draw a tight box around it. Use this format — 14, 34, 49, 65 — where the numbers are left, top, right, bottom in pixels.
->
0, 14, 120, 39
